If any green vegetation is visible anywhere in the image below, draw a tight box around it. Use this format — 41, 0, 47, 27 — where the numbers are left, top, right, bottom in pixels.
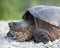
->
0, 0, 60, 20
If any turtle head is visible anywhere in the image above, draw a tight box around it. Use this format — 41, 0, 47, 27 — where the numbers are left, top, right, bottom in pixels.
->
7, 21, 34, 41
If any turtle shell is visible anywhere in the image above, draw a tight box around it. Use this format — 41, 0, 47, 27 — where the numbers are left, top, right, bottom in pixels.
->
23, 5, 60, 27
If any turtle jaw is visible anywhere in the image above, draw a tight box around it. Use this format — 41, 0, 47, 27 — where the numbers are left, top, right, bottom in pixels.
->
7, 30, 33, 42
7, 30, 28, 41
7, 30, 17, 40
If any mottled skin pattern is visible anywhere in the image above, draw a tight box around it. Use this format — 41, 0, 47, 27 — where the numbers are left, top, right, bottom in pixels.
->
7, 21, 35, 41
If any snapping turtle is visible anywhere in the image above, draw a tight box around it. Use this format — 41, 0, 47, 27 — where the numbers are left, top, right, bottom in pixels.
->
7, 5, 60, 43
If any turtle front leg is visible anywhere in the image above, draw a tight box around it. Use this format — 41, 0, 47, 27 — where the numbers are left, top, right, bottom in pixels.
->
33, 28, 51, 44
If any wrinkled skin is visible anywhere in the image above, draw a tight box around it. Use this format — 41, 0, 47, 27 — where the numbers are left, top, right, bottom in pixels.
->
7, 20, 52, 44
7, 21, 35, 41
7, 20, 60, 44
33, 18, 60, 44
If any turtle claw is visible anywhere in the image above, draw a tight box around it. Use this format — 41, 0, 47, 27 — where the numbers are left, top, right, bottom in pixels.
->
33, 28, 50, 44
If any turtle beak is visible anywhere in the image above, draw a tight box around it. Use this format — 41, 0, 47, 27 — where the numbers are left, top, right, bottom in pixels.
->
7, 31, 17, 40
7, 31, 14, 37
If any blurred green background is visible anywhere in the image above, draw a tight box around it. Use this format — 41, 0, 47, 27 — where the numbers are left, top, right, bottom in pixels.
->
0, 0, 60, 20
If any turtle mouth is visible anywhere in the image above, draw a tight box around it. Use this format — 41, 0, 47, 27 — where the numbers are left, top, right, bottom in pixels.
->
7, 31, 17, 40
7, 30, 24, 40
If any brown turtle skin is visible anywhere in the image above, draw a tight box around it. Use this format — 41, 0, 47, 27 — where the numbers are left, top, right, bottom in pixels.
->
7, 18, 60, 44
33, 18, 60, 43
7, 21, 35, 41
7, 15, 60, 44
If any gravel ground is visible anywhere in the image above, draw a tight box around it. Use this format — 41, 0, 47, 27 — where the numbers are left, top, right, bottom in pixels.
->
0, 21, 60, 48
